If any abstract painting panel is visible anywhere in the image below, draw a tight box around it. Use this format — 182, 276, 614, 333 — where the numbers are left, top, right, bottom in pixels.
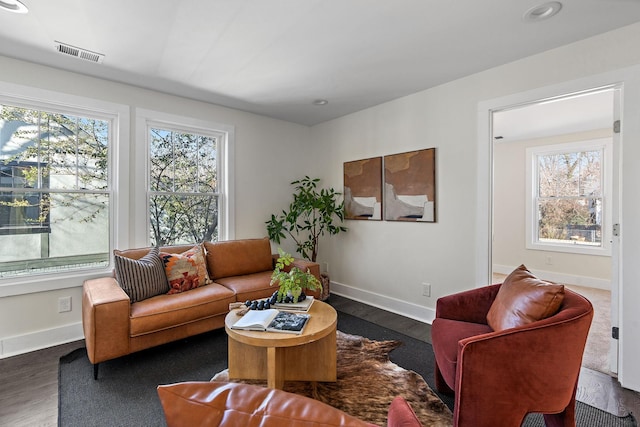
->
343, 157, 383, 220
383, 148, 436, 222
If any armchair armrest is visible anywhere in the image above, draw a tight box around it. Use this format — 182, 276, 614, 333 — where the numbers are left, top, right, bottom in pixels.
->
435, 284, 500, 324
82, 277, 131, 364
453, 300, 592, 426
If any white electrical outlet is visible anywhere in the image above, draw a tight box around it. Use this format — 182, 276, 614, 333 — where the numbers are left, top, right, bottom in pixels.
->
545, 256, 553, 265
323, 262, 329, 274
422, 283, 431, 297
58, 296, 72, 313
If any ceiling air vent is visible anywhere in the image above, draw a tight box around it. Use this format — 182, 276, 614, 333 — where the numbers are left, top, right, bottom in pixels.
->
54, 41, 104, 64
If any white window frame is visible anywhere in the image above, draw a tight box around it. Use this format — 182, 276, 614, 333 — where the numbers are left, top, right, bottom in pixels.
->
134, 109, 234, 248
526, 138, 612, 256
0, 82, 129, 297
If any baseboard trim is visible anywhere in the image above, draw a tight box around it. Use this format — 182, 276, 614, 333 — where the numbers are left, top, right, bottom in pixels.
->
1, 322, 84, 359
1, 284, 436, 358
493, 264, 611, 290
330, 280, 436, 324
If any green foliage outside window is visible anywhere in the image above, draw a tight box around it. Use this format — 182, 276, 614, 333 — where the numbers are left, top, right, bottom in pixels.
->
148, 127, 219, 246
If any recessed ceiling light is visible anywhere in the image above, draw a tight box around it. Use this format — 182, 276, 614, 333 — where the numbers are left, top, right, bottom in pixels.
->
523, 1, 562, 22
0, 0, 28, 13
312, 99, 329, 106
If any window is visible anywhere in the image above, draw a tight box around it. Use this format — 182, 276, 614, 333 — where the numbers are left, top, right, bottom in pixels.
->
0, 102, 112, 278
139, 110, 233, 247
0, 161, 50, 235
526, 139, 612, 255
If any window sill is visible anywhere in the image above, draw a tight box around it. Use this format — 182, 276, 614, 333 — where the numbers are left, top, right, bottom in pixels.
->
0, 267, 113, 297
526, 241, 611, 257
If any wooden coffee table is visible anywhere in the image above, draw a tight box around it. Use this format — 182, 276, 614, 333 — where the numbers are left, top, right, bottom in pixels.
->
224, 299, 337, 389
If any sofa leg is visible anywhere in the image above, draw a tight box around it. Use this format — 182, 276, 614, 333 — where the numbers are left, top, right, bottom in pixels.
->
93, 363, 99, 380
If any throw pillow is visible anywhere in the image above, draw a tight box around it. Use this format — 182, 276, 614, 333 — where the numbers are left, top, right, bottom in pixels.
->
160, 245, 211, 294
486, 264, 565, 332
114, 246, 169, 303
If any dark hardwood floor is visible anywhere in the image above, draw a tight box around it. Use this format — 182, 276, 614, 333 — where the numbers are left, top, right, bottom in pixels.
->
0, 294, 638, 426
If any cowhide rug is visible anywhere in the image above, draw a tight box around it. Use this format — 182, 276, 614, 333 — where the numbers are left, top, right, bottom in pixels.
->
211, 330, 453, 427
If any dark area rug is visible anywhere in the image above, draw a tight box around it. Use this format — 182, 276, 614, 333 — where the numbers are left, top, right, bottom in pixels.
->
212, 330, 452, 426
59, 310, 637, 426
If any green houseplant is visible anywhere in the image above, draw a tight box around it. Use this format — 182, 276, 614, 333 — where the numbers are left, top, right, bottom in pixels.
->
270, 248, 322, 303
266, 176, 347, 263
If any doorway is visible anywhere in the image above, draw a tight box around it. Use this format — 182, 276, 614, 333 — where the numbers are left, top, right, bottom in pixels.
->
490, 87, 619, 376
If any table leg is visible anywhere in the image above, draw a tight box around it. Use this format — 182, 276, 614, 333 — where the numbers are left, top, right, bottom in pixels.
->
267, 347, 286, 389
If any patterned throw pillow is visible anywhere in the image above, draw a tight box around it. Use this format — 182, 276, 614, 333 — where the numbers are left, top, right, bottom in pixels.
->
114, 247, 169, 303
160, 245, 211, 294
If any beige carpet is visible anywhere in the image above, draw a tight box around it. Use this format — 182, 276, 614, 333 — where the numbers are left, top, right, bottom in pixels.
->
493, 273, 612, 375
565, 284, 612, 374
212, 331, 453, 427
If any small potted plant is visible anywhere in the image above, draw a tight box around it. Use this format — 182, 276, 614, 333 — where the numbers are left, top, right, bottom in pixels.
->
270, 248, 322, 304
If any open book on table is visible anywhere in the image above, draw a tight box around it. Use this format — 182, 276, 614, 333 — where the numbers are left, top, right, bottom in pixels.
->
231, 309, 310, 335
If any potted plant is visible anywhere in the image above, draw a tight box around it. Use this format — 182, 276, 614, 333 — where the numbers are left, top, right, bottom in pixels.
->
266, 176, 346, 263
266, 176, 347, 300
270, 249, 322, 303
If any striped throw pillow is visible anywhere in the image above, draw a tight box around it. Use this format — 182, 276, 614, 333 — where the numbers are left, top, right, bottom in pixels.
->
114, 247, 169, 303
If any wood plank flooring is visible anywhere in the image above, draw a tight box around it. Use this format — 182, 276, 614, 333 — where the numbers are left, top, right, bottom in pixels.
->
0, 340, 83, 426
0, 294, 638, 426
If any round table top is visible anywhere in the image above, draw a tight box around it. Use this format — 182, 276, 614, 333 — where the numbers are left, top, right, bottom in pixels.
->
225, 299, 337, 348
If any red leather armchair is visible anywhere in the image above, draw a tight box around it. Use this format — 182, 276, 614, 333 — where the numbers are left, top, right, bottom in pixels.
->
431, 284, 593, 427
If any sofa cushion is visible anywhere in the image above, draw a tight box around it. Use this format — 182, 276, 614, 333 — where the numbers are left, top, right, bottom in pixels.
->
214, 270, 275, 302
114, 247, 169, 303
204, 238, 273, 280
486, 264, 565, 332
160, 245, 211, 294
130, 284, 236, 337
431, 318, 492, 387
157, 381, 377, 427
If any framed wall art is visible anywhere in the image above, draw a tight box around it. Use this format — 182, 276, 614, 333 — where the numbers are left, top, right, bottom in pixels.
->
343, 156, 383, 220
383, 148, 436, 222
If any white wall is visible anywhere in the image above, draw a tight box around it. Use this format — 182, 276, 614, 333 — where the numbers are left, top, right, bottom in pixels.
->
493, 129, 612, 289
0, 55, 312, 357
309, 22, 640, 389
4, 22, 640, 389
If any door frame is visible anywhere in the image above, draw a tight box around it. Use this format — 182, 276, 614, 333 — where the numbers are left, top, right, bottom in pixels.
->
476, 65, 640, 389
485, 85, 619, 373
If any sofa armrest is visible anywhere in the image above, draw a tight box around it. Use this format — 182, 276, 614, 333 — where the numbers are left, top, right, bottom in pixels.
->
157, 381, 375, 427
435, 284, 500, 324
271, 254, 321, 280
82, 277, 131, 364
290, 258, 321, 279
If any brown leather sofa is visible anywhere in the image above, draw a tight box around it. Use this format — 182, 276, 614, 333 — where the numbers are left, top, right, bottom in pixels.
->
82, 238, 319, 379
157, 381, 424, 427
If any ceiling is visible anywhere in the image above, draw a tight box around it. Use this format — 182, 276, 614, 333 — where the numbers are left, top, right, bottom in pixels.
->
493, 89, 614, 143
0, 1, 639, 126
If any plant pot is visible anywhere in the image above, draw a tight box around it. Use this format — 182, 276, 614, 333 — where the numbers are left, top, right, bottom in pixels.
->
319, 273, 330, 301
